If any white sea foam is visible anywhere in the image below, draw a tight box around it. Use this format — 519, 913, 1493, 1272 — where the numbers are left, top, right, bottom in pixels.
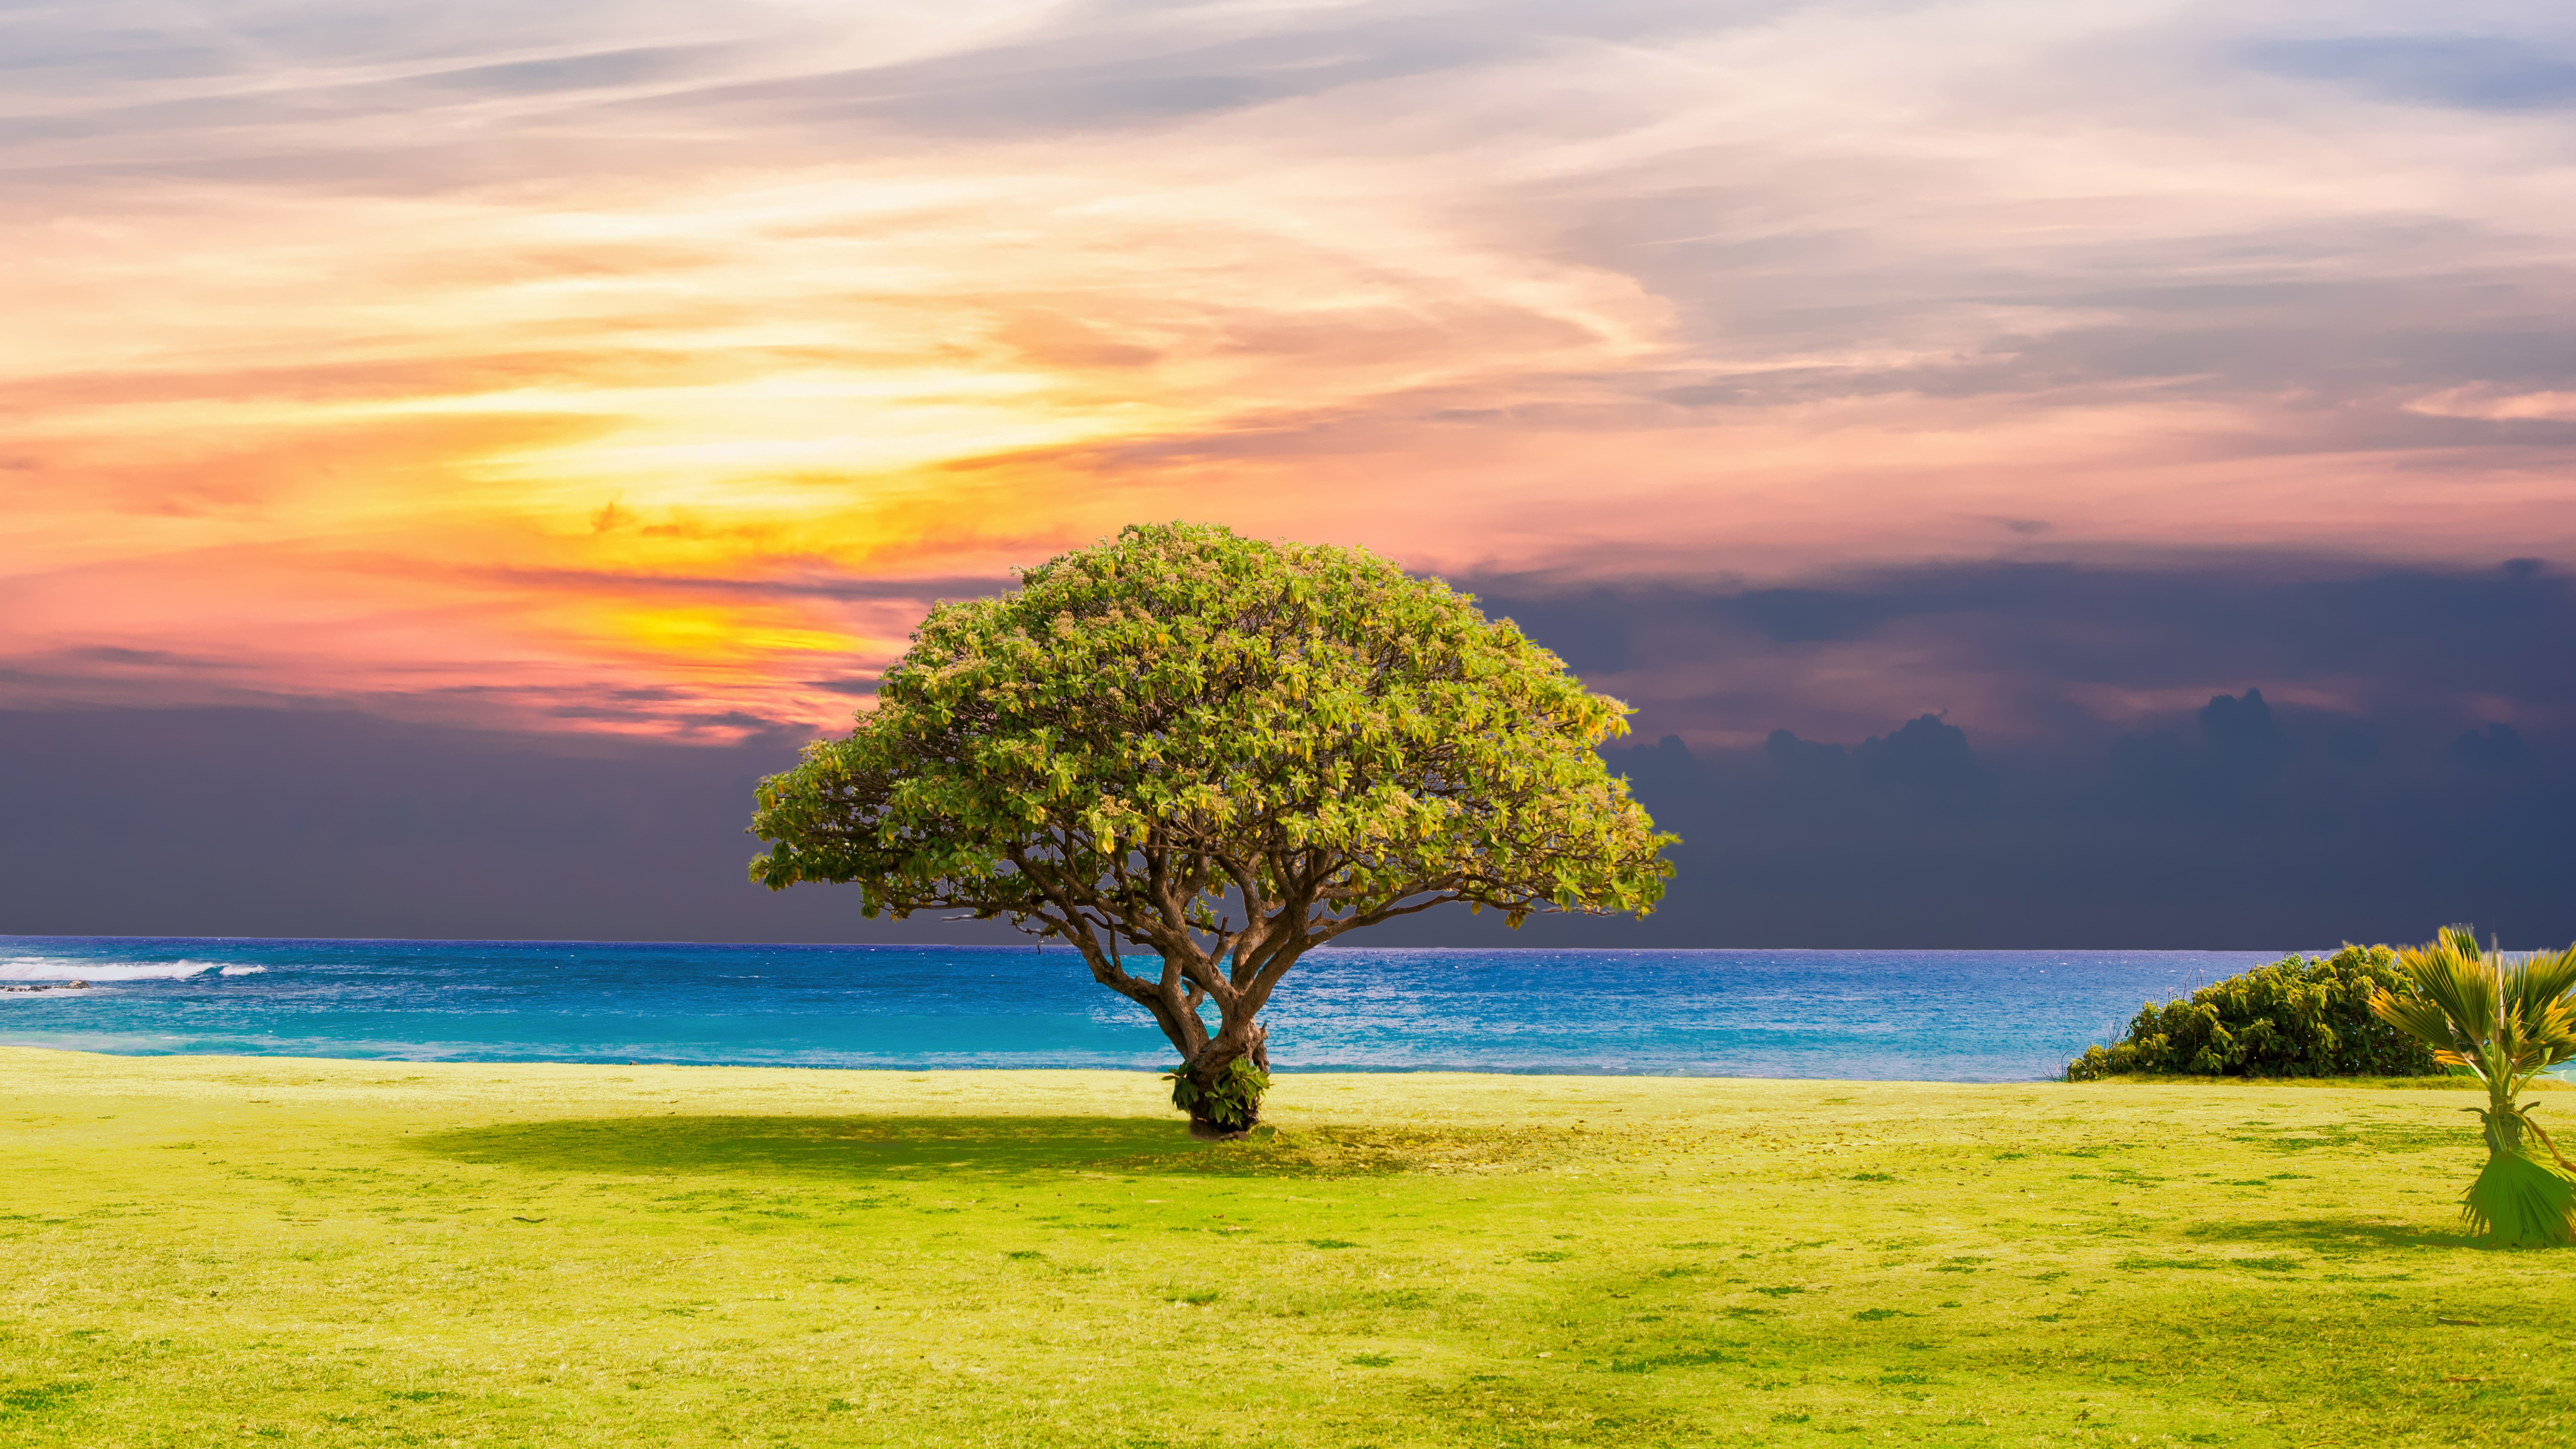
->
220, 965, 268, 976
0, 956, 221, 982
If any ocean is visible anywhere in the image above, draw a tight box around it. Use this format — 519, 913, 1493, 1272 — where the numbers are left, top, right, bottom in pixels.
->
0, 936, 2288, 1081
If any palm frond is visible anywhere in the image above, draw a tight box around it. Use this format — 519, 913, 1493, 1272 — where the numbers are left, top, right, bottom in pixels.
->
2377, 939, 2499, 1082
2462, 1150, 2576, 1247
2510, 947, 2576, 1043
2518, 1106, 2576, 1174
2398, 940, 2497, 1046
2368, 987, 2459, 1056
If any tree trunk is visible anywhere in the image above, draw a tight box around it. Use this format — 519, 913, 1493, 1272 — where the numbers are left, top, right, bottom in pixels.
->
2487, 1079, 2525, 1159
2466, 1087, 2576, 1246
1181, 1021, 1269, 1140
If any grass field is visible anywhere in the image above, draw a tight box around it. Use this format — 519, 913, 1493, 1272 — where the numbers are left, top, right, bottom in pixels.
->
4, 1047, 2573, 1447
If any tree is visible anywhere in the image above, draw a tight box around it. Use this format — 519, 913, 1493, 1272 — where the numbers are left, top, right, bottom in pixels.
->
2369, 926, 2576, 1246
749, 522, 1675, 1136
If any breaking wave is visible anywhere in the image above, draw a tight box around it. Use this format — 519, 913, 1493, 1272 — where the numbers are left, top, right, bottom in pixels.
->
0, 956, 251, 982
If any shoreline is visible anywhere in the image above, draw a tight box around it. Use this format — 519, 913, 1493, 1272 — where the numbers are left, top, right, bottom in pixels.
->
0, 1042, 2534, 1091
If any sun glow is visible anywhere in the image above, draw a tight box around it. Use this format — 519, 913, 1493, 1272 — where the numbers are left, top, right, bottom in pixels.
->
600, 605, 862, 664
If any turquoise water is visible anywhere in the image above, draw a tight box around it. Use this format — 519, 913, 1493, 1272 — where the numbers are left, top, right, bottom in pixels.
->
0, 937, 2285, 1081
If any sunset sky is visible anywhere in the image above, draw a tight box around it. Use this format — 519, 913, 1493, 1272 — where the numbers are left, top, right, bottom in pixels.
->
9, 0, 2573, 747
5, 3, 2574, 943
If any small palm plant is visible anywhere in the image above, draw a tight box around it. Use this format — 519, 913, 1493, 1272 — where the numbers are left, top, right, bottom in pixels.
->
2368, 926, 2576, 1246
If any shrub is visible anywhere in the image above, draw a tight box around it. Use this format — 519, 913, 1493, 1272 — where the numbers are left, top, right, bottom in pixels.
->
2064, 945, 2440, 1081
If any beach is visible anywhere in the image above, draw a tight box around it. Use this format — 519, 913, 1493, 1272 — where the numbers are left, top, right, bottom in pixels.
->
3, 1045, 2566, 1446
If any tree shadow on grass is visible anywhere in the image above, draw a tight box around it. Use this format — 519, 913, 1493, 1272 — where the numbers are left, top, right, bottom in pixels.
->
2227, 1122, 2468, 1155
409, 1115, 1219, 1179
2183, 1218, 2465, 1252
407, 1115, 1583, 1180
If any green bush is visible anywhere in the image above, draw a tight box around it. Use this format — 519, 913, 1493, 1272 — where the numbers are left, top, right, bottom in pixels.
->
2065, 945, 2441, 1081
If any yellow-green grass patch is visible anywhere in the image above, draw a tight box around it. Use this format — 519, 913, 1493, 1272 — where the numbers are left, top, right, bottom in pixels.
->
3, 1048, 2572, 1446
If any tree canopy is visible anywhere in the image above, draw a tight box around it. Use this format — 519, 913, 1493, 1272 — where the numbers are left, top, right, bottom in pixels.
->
749, 522, 1674, 1129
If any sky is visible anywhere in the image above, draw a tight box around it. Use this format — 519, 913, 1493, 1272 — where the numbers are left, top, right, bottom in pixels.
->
4, 1, 2573, 943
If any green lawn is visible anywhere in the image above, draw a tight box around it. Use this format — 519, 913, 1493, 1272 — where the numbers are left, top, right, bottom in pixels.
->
4, 1047, 2571, 1447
